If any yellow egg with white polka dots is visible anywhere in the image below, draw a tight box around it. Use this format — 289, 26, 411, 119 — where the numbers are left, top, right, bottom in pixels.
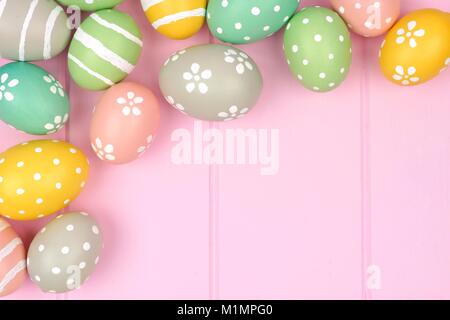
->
0, 140, 89, 221
380, 9, 450, 86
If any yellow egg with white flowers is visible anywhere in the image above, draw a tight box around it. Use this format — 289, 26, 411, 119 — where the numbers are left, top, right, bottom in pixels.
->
380, 9, 450, 86
141, 0, 207, 40
0, 140, 89, 220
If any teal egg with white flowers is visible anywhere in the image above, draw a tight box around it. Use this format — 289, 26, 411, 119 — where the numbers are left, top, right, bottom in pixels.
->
0, 62, 70, 135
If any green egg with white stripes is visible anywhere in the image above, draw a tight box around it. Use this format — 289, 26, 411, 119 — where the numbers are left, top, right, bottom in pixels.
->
56, 0, 126, 11
68, 9, 143, 91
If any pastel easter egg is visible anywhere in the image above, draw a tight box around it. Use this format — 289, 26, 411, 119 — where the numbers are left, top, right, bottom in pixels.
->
284, 6, 352, 92
0, 140, 89, 221
141, 0, 206, 40
0, 218, 27, 297
57, 0, 126, 11
0, 0, 71, 61
68, 9, 143, 91
90, 82, 160, 164
160, 44, 263, 121
0, 62, 70, 135
330, 0, 400, 37
27, 212, 102, 293
207, 0, 300, 44
380, 9, 450, 86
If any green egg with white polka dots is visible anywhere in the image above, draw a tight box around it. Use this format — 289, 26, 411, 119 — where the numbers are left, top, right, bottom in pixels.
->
207, 0, 300, 44
0, 62, 70, 135
284, 6, 352, 92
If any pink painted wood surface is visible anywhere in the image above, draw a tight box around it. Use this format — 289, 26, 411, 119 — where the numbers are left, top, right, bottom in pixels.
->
1, 0, 450, 299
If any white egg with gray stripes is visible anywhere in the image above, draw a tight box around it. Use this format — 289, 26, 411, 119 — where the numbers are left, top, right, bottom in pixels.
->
0, 0, 71, 61
27, 212, 103, 294
68, 9, 143, 91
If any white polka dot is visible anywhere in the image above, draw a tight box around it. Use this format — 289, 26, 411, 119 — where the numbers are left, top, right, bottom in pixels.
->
0, 176, 3, 183
326, 16, 334, 23
313, 87, 320, 91
36, 198, 43, 204
329, 83, 336, 88
292, 45, 299, 53
79, 262, 86, 269
251, 7, 260, 15
16, 188, 25, 195
64, 199, 70, 205
329, 53, 335, 60
38, 244, 45, 252
216, 27, 223, 34
80, 181, 86, 188
66, 224, 74, 231
234, 22, 242, 30
51, 267, 61, 275
34, 148, 42, 153
339, 35, 345, 42
0, 198, 3, 204
302, 59, 309, 65
75, 168, 82, 174
53, 158, 60, 166
355, 2, 362, 9
83, 242, 91, 251
274, 5, 280, 12
92, 225, 99, 235
33, 173, 41, 181
61, 246, 70, 255
314, 34, 322, 42
319, 73, 326, 79
243, 36, 251, 41
16, 161, 24, 168
263, 25, 270, 31
0, 158, 4, 164
19, 210, 25, 215
55, 182, 62, 190
302, 18, 309, 24
69, 148, 77, 154
221, 0, 228, 7
339, 6, 345, 14
34, 275, 41, 282
340, 67, 346, 74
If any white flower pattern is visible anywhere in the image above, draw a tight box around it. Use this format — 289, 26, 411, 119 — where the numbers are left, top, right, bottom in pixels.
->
396, 21, 425, 48
183, 63, 212, 94
43, 74, 65, 97
0, 73, 19, 102
44, 114, 69, 134
137, 135, 154, 155
116, 91, 143, 116
165, 96, 185, 112
392, 65, 420, 86
224, 49, 254, 75
217, 105, 249, 121
91, 138, 116, 161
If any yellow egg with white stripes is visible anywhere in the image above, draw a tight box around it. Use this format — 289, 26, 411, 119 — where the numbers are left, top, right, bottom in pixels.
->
0, 140, 89, 221
141, 0, 207, 40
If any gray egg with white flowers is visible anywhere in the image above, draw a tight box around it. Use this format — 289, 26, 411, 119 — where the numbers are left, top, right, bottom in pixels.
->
159, 44, 263, 122
27, 212, 103, 293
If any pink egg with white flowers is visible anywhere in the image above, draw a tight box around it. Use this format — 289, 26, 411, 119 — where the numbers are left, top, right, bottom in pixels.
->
330, 0, 400, 37
90, 82, 160, 164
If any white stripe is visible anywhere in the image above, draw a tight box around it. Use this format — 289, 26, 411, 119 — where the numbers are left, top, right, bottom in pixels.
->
0, 219, 9, 233
74, 27, 135, 74
0, 260, 26, 293
0, 238, 22, 262
68, 54, 114, 86
152, 8, 205, 29
0, 0, 7, 20
90, 13, 143, 47
19, 0, 39, 61
43, 6, 63, 60
141, 0, 165, 11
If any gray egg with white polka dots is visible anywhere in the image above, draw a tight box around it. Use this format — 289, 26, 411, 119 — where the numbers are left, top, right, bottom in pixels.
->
159, 44, 263, 122
27, 212, 102, 293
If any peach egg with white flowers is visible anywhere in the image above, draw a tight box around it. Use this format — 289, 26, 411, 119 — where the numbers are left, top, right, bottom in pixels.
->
330, 0, 400, 37
90, 82, 160, 164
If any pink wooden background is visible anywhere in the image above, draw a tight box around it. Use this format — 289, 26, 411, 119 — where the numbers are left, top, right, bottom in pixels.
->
2, 0, 450, 300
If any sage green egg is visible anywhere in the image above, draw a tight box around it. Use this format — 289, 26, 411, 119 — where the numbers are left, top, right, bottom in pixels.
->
0, 62, 70, 135
207, 0, 300, 44
68, 9, 143, 91
56, 0, 126, 11
283, 6, 352, 92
